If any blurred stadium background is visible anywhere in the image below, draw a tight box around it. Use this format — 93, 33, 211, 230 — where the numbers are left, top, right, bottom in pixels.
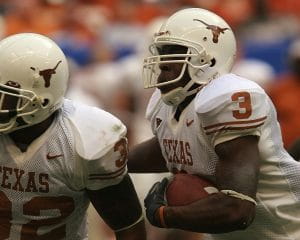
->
1, 0, 300, 239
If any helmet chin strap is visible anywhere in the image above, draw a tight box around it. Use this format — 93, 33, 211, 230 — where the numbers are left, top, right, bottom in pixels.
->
161, 79, 202, 106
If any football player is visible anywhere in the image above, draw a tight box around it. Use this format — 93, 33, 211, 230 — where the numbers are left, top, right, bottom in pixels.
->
128, 8, 300, 240
0, 33, 146, 240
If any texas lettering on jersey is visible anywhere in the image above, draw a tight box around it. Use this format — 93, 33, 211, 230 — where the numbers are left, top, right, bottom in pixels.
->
0, 165, 49, 193
162, 138, 193, 165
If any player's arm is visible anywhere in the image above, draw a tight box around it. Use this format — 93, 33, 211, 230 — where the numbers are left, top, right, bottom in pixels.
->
147, 135, 259, 233
77, 129, 147, 239
86, 174, 146, 240
128, 136, 168, 173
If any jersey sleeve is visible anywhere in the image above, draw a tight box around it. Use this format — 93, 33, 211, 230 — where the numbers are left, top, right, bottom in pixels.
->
145, 89, 163, 135
195, 74, 269, 147
66, 100, 128, 190
81, 137, 128, 190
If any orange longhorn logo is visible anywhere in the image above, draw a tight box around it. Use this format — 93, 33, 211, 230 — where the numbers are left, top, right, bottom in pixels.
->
30, 60, 62, 88
154, 31, 171, 37
193, 19, 229, 43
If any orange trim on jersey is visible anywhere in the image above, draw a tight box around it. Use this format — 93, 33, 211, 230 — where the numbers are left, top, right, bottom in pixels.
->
205, 122, 265, 135
88, 164, 126, 180
203, 116, 267, 130
159, 206, 168, 228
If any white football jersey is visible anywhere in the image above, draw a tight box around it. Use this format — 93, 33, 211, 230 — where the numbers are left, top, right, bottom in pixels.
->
146, 73, 300, 240
0, 99, 128, 240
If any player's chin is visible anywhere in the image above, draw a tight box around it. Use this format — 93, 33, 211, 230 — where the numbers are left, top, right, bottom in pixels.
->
158, 86, 173, 95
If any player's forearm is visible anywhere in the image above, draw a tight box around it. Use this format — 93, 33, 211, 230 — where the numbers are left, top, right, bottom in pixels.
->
115, 220, 147, 240
128, 137, 168, 173
163, 193, 255, 233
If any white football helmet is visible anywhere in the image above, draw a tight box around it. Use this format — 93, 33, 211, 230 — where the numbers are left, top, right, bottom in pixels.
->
143, 8, 236, 105
0, 33, 69, 133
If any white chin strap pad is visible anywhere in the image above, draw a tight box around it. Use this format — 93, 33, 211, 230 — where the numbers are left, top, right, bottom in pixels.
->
161, 79, 202, 106
161, 87, 186, 106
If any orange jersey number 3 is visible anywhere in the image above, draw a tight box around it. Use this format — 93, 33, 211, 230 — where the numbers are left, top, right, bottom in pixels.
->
114, 137, 128, 168
231, 91, 252, 119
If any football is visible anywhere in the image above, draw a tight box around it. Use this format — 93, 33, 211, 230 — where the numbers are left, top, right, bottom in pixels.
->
166, 173, 218, 206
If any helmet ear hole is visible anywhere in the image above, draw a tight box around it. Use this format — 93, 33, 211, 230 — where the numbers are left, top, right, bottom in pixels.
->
42, 99, 49, 107
210, 58, 216, 67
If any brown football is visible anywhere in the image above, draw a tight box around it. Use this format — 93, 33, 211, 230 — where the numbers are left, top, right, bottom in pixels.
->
166, 173, 218, 206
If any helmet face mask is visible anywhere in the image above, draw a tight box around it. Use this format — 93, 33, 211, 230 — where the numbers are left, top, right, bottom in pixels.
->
0, 83, 44, 131
142, 8, 237, 105
0, 33, 69, 134
143, 42, 210, 89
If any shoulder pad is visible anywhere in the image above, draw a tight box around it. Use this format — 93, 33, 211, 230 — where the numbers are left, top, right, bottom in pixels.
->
63, 100, 127, 160
195, 73, 265, 113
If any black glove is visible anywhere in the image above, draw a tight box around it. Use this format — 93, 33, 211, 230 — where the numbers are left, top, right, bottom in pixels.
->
144, 177, 169, 228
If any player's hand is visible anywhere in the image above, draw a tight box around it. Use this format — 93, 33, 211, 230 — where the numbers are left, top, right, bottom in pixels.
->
144, 177, 169, 228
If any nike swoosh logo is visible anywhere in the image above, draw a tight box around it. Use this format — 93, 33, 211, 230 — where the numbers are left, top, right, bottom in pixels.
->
47, 153, 63, 160
186, 119, 194, 127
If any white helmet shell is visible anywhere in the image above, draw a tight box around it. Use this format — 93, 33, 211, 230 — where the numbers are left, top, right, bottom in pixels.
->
143, 8, 237, 88
0, 33, 69, 133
